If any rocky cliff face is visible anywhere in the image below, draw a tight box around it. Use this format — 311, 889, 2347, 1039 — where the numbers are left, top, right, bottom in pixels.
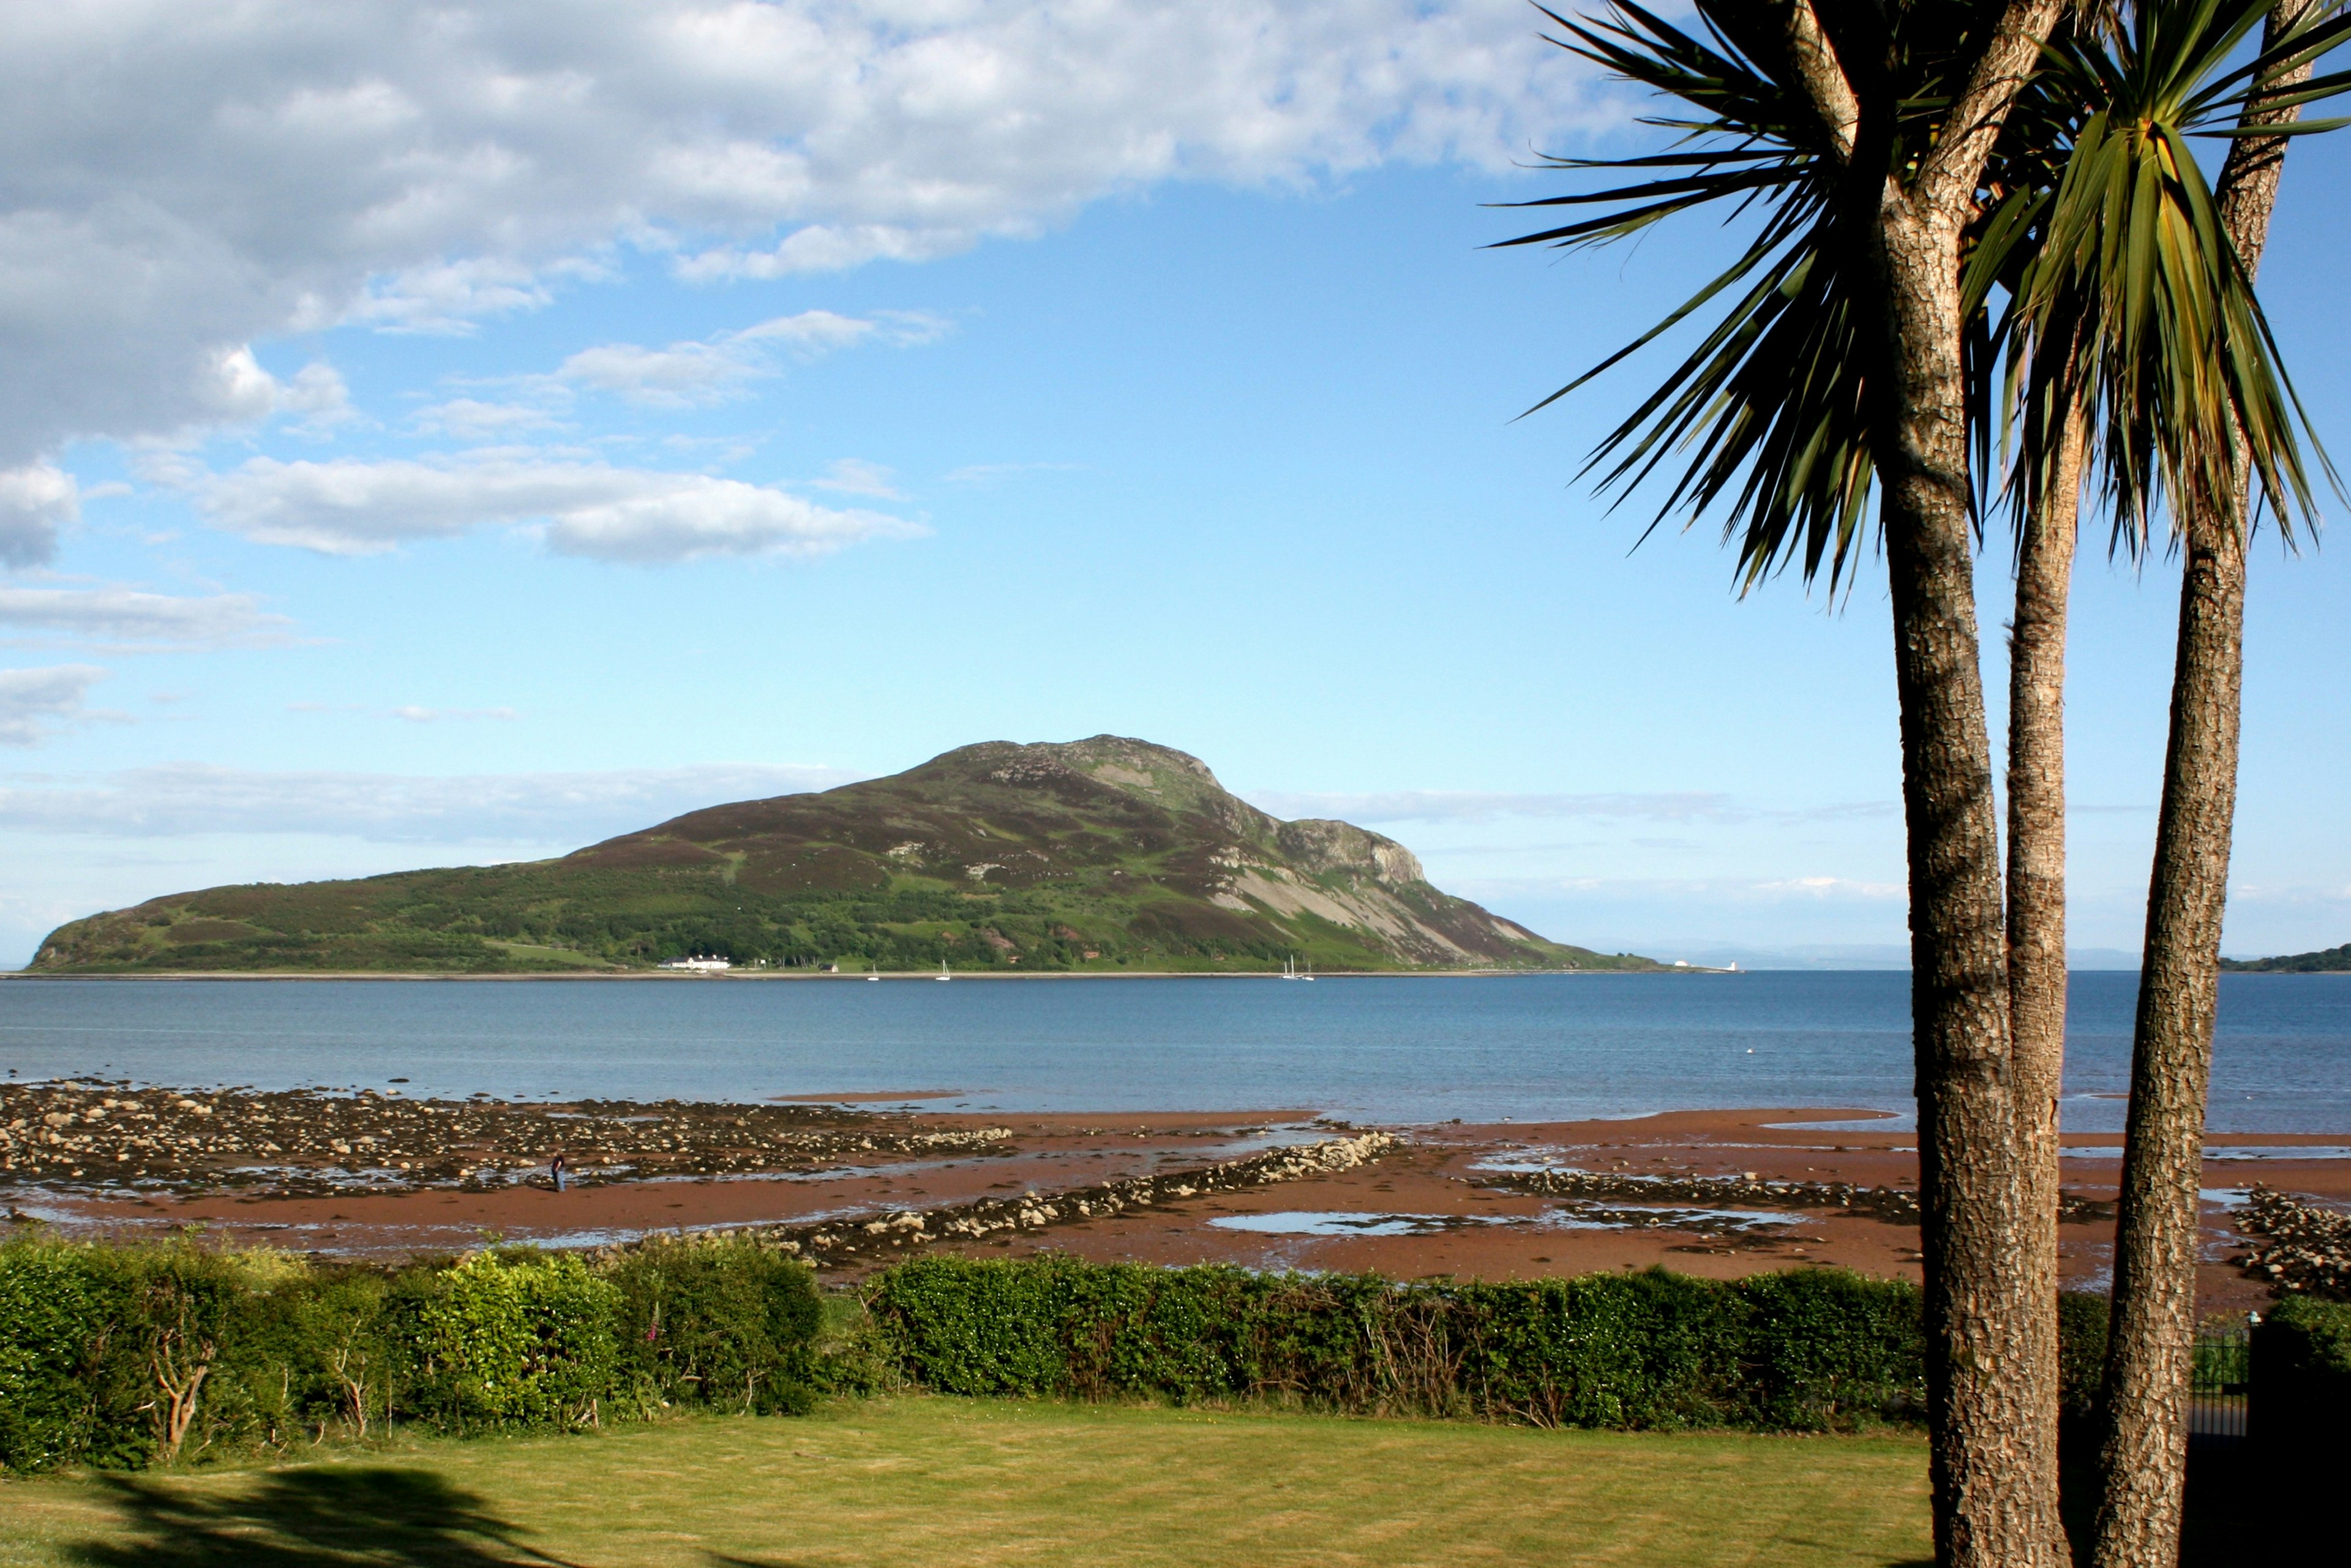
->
855, 737, 1524, 967
1275, 818, 1426, 887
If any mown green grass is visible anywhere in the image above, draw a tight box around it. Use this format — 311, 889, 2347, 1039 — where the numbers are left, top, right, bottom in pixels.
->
0, 1396, 1931, 1568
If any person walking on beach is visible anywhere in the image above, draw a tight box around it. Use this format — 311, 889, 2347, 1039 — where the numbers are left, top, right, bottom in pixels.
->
549, 1149, 566, 1193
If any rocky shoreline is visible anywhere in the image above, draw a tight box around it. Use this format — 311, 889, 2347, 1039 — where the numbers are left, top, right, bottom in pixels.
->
2235, 1184, 2351, 1297
1472, 1164, 2116, 1229
11, 1086, 2337, 1313
0, 1078, 1009, 1197
616, 1130, 1404, 1272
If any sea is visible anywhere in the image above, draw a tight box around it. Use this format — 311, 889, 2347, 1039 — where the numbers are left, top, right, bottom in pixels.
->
1, 971, 2345, 1135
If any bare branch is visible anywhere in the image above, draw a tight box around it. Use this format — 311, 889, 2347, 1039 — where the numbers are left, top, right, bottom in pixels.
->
2216, 0, 2319, 276
1916, 0, 2071, 217
1783, 0, 1859, 163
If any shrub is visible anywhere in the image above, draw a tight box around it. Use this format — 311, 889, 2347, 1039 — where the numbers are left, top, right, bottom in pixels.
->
296, 1268, 395, 1433
0, 1240, 127, 1471
2055, 1291, 2109, 1416
2261, 1293, 2351, 1374
391, 1250, 621, 1432
0, 1239, 347, 1470
606, 1237, 820, 1414
1720, 1267, 1925, 1430
0, 1237, 833, 1472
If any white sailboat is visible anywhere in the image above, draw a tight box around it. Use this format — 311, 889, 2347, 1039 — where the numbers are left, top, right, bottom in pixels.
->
936, 959, 951, 981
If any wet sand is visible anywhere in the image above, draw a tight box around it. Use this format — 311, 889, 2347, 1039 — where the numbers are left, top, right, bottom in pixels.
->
11, 1100, 2345, 1313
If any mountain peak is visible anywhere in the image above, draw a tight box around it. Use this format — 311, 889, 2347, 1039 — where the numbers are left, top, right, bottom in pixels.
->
917, 735, 1229, 812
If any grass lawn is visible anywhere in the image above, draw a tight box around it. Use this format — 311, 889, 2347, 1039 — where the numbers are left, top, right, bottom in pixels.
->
0, 1397, 1932, 1568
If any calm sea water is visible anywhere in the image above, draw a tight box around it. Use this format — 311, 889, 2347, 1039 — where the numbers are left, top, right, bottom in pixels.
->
0, 972, 2345, 1133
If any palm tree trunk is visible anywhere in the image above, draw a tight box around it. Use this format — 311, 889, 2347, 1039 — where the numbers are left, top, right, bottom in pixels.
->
2091, 6, 2312, 1564
2005, 383, 2085, 1553
1778, 5, 2069, 1558
1874, 195, 2062, 1568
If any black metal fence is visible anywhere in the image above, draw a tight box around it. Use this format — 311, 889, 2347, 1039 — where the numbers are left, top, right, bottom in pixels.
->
2188, 1326, 2251, 1449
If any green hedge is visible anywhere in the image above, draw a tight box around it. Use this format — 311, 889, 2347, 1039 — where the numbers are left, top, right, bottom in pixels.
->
868, 1257, 1974, 1430
0, 1236, 820, 1472
869, 1258, 2118, 1431
607, 1238, 822, 1416
2, 1235, 2118, 1472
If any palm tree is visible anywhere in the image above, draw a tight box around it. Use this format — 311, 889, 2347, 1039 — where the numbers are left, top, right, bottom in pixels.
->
2081, 4, 2345, 1561
1975, 23, 2345, 1559
1500, 5, 2346, 1562
1500, 7, 2075, 1560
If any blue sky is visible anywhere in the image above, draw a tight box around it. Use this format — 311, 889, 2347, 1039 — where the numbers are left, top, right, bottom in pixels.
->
2, 2, 2349, 969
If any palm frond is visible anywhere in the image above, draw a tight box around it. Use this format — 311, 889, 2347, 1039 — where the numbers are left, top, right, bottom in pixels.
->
2008, 0, 2351, 554
1507, 0, 2350, 593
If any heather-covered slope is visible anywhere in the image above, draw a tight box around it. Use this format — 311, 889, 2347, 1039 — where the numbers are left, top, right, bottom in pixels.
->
31, 737, 1659, 973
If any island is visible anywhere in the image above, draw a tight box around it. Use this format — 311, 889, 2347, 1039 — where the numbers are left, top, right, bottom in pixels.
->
27, 735, 1667, 975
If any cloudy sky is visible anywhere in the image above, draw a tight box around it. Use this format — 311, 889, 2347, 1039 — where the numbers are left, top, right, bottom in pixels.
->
2, 1, 2349, 969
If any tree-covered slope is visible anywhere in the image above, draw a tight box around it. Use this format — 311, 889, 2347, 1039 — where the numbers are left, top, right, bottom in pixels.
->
30, 737, 1661, 975
2220, 943, 2351, 973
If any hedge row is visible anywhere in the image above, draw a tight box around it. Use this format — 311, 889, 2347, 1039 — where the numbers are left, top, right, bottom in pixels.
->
868, 1256, 2115, 1431
0, 1236, 820, 1473
2, 1237, 2123, 1473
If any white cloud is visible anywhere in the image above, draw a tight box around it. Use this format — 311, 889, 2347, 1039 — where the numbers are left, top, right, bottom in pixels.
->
0, 465, 79, 568
735, 308, 935, 351
0, 760, 864, 842
943, 461, 1080, 486
1249, 789, 1899, 827
277, 361, 356, 434
0, 2, 1611, 462
391, 705, 517, 722
1749, 876, 1906, 900
1452, 872, 1907, 904
553, 340, 762, 405
548, 308, 951, 407
811, 459, 904, 499
190, 452, 922, 563
409, 396, 571, 440
0, 587, 292, 649
0, 665, 109, 745
539, 479, 919, 565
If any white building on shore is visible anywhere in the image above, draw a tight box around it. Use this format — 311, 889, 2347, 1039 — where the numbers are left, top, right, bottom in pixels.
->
657, 954, 732, 972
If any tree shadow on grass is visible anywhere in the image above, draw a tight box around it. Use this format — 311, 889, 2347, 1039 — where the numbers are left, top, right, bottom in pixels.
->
62, 1467, 581, 1568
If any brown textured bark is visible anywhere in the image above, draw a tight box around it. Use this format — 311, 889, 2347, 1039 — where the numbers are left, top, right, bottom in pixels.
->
1873, 203, 2059, 1568
2004, 383, 2084, 1556
1832, 4, 2071, 1562
2091, 7, 2313, 1566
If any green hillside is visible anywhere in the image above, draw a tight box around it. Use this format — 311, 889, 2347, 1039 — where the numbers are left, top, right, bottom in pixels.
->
29, 736, 1661, 975
2220, 942, 2351, 973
